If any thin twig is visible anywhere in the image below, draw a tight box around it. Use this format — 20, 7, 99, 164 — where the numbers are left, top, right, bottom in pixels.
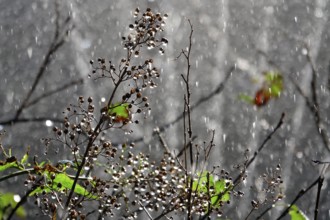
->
138, 201, 153, 220
180, 19, 194, 220
314, 164, 327, 220
25, 78, 84, 108
115, 66, 233, 148
155, 128, 171, 155
256, 205, 273, 220
201, 113, 285, 220
242, 112, 285, 172
314, 176, 324, 220
14, 1, 73, 121
276, 177, 320, 220
176, 135, 198, 158
289, 76, 330, 153
259, 48, 330, 153
7, 177, 43, 220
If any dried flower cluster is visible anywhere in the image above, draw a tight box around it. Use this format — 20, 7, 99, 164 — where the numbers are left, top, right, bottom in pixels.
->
0, 6, 290, 220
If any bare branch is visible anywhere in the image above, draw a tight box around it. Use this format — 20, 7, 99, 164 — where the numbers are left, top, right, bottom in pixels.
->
276, 177, 320, 220
14, 1, 74, 121
25, 78, 83, 109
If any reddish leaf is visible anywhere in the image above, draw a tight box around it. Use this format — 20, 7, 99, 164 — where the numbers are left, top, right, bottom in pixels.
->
254, 89, 270, 106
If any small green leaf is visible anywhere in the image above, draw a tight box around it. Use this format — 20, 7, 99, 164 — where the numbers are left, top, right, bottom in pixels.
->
0, 158, 19, 172
289, 205, 308, 220
264, 71, 283, 98
192, 172, 214, 193
192, 172, 232, 209
20, 153, 29, 165
211, 180, 231, 206
0, 192, 26, 219
29, 172, 97, 199
108, 102, 130, 122
238, 93, 254, 104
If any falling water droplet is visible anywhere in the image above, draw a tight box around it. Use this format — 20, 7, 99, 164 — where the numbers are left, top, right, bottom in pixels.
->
27, 47, 33, 58
13, 194, 21, 202
223, 134, 226, 143
301, 48, 308, 55
294, 16, 298, 23
45, 120, 53, 127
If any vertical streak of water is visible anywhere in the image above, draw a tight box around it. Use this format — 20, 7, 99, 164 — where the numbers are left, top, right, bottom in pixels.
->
236, 4, 271, 218
208, 0, 229, 167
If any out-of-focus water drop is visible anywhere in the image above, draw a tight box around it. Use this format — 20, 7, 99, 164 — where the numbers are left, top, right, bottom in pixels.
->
296, 151, 303, 159
301, 48, 308, 55
45, 120, 53, 127
13, 194, 21, 202
27, 47, 33, 58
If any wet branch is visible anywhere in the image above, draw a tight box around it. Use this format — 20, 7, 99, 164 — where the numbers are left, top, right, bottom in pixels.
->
122, 66, 233, 147
259, 48, 330, 153
13, 1, 74, 121
25, 78, 83, 109
242, 112, 285, 171
276, 177, 321, 220
180, 19, 194, 220
201, 113, 285, 220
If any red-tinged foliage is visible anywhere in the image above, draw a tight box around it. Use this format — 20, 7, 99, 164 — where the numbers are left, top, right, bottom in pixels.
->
254, 88, 271, 106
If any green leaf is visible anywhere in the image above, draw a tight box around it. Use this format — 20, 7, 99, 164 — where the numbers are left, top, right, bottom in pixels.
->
20, 153, 29, 165
0, 192, 26, 219
108, 102, 130, 122
192, 171, 214, 193
211, 180, 231, 206
238, 93, 254, 104
264, 71, 283, 98
192, 172, 232, 209
0, 157, 19, 172
29, 172, 97, 199
289, 205, 308, 220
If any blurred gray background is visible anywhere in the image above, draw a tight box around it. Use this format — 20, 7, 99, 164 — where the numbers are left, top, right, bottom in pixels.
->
1, 0, 330, 219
